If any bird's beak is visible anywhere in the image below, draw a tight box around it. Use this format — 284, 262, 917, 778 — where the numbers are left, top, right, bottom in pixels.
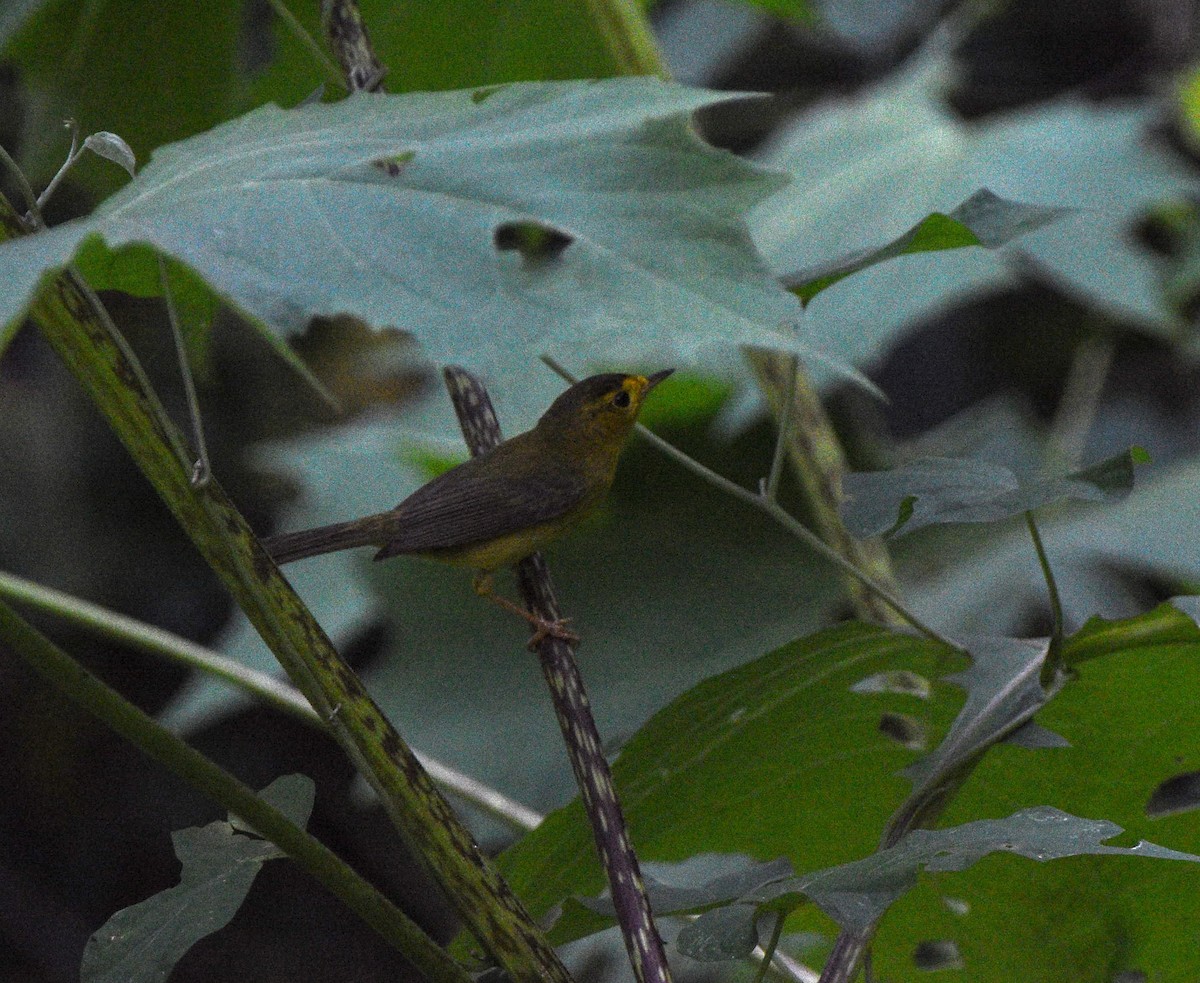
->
644, 368, 674, 393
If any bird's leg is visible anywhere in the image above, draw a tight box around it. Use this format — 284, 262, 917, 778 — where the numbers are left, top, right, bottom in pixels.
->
472, 571, 580, 650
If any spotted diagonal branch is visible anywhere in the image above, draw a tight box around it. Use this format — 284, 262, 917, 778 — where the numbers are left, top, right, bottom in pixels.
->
442, 366, 673, 983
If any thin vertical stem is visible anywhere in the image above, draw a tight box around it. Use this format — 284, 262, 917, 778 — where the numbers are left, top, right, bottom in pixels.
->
443, 366, 674, 983
158, 256, 211, 487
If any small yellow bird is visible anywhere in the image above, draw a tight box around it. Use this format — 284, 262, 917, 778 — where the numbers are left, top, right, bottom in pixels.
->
264, 369, 672, 642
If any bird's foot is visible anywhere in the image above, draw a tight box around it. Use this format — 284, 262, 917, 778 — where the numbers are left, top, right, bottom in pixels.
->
525, 616, 580, 651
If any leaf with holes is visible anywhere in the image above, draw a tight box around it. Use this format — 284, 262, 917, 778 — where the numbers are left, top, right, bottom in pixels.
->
0, 78, 825, 420
730, 808, 1200, 939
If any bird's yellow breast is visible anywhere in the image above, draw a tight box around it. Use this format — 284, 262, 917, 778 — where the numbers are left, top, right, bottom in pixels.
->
418, 499, 598, 572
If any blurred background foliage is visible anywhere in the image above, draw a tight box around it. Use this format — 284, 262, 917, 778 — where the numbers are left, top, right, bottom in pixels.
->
4, 0, 1200, 981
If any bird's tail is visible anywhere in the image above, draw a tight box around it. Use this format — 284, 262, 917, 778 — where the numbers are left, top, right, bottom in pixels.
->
262, 514, 395, 564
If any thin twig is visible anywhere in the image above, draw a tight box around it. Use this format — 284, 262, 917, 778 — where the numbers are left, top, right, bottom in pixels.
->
34, 119, 82, 215
158, 256, 212, 487
750, 914, 786, 983
540, 357, 957, 650
0, 142, 42, 226
443, 366, 674, 983
764, 355, 799, 502
746, 350, 904, 626
264, 0, 344, 89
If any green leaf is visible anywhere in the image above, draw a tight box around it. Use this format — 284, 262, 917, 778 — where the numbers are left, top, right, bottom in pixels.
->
900, 453, 1200, 637
0, 79, 819, 414
748, 807, 1200, 936
493, 602, 1200, 978
570, 805, 1200, 960
877, 603, 1200, 981
785, 189, 1070, 304
893, 637, 1055, 830
82, 131, 137, 177
80, 775, 313, 983
496, 623, 961, 923
752, 56, 1197, 375
840, 448, 1146, 539
228, 772, 316, 835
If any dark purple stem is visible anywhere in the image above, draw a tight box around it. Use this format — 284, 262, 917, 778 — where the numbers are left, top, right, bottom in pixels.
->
442, 367, 673, 983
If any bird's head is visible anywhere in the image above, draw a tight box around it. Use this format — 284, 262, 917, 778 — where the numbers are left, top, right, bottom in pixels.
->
537, 369, 673, 448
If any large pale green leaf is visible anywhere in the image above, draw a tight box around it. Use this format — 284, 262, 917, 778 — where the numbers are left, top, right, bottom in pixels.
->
751, 55, 1196, 374
80, 775, 315, 983
904, 455, 1200, 635
840, 448, 1145, 539
0, 79, 815, 415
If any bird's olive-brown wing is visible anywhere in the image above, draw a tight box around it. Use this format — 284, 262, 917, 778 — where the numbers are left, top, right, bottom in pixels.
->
374, 457, 590, 559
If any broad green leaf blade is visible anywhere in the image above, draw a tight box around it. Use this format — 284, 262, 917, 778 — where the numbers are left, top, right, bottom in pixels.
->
751, 807, 1200, 935
785, 189, 1070, 304
80, 822, 285, 983
840, 448, 1145, 539
752, 55, 1197, 374
497, 602, 1200, 980
0, 79, 815, 415
497, 623, 962, 920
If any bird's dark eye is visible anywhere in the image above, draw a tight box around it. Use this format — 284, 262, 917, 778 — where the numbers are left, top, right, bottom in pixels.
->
612, 390, 632, 409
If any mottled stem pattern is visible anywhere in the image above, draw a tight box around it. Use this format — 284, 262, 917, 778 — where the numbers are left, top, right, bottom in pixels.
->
443, 367, 673, 983
320, 0, 385, 91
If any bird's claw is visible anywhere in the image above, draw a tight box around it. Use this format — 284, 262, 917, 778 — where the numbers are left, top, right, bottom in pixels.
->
526, 616, 579, 651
